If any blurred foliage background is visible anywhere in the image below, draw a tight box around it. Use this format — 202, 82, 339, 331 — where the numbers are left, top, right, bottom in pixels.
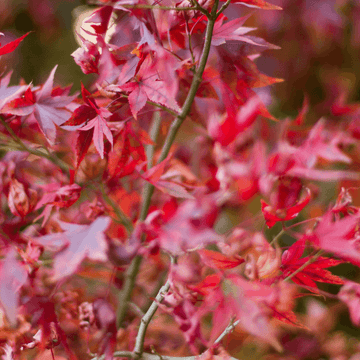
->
2, 0, 359, 118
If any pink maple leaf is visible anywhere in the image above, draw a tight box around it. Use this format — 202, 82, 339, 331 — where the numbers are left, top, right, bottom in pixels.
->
306, 211, 360, 266
338, 280, 360, 326
110, 54, 180, 119
213, 14, 274, 47
0, 249, 28, 325
151, 195, 223, 255
34, 217, 111, 281
194, 273, 282, 350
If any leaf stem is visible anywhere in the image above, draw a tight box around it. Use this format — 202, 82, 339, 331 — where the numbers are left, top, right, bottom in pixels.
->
269, 229, 285, 246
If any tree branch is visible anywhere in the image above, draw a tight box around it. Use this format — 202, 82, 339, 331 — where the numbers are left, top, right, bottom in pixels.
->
116, 0, 219, 329
214, 319, 240, 344
116, 112, 162, 329
134, 280, 171, 357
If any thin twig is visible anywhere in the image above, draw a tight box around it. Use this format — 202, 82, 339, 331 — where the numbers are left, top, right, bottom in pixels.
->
269, 229, 285, 246
133, 280, 171, 357
214, 319, 240, 344
216, 0, 231, 18
190, 0, 212, 18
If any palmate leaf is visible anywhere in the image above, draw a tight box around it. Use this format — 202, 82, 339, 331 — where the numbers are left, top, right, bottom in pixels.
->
62, 83, 113, 159
110, 55, 181, 119
281, 238, 344, 292
304, 212, 360, 266
2, 65, 76, 144
34, 217, 111, 281
194, 273, 282, 350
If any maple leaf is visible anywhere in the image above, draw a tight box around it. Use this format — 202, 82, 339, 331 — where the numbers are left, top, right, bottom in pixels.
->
261, 188, 311, 228
34, 217, 111, 281
139, 155, 195, 199
153, 195, 223, 255
83, 6, 113, 35
198, 248, 244, 269
0, 72, 27, 111
2, 65, 76, 144
195, 273, 282, 350
338, 280, 360, 326
61, 83, 113, 159
305, 211, 360, 266
109, 54, 181, 119
0, 32, 31, 56
34, 183, 82, 226
212, 14, 268, 47
107, 121, 151, 179
23, 296, 76, 359
227, 0, 282, 10
0, 249, 27, 325
281, 239, 343, 292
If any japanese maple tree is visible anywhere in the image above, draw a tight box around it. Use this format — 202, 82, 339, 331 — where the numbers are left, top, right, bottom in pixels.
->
2, 1, 360, 360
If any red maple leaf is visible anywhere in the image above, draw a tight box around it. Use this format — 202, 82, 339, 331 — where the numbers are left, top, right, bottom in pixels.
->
281, 239, 344, 292
107, 121, 151, 179
198, 248, 244, 269
62, 83, 113, 159
0, 32, 31, 56
261, 188, 311, 228
34, 217, 111, 281
139, 154, 195, 199
2, 65, 76, 144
